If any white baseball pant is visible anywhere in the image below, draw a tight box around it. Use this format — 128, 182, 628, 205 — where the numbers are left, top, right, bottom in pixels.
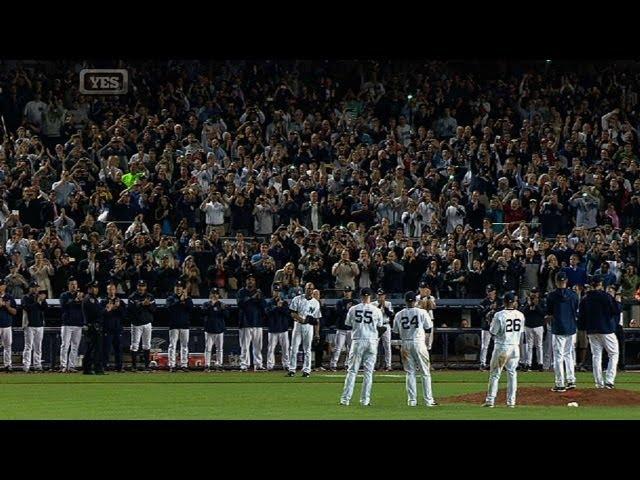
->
380, 326, 392, 368
130, 323, 152, 352
205, 332, 224, 367
330, 329, 352, 368
267, 332, 289, 370
524, 326, 544, 366
485, 344, 519, 406
425, 330, 434, 350
289, 323, 313, 374
60, 326, 82, 370
0, 327, 12, 367
239, 327, 263, 369
552, 334, 576, 387
588, 333, 619, 387
400, 340, 435, 405
168, 328, 189, 368
23, 326, 43, 370
340, 338, 378, 405
543, 329, 554, 369
480, 330, 492, 365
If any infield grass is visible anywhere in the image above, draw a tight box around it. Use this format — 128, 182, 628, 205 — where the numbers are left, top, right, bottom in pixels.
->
0, 370, 638, 420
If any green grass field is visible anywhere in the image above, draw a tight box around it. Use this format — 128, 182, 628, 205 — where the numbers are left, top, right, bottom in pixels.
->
1, 370, 639, 420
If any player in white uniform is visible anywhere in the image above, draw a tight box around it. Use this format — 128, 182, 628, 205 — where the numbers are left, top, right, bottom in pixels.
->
372, 289, 394, 371
339, 288, 384, 406
392, 291, 438, 407
483, 291, 525, 408
287, 282, 321, 377
416, 282, 436, 350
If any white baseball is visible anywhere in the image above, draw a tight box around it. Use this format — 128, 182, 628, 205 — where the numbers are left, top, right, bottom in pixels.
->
567, 402, 579, 407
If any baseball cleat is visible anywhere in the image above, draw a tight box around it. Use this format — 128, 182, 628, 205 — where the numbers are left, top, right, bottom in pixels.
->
302, 372, 310, 378
329, 367, 337, 372
481, 402, 494, 408
339, 400, 350, 406
550, 386, 567, 392
426, 402, 439, 407
169, 367, 176, 373
479, 364, 487, 371
360, 402, 371, 406
595, 384, 605, 389
385, 367, 392, 371
204, 368, 211, 373
407, 401, 417, 407
507, 404, 516, 408
287, 371, 295, 377
67, 368, 78, 373
605, 383, 615, 389
524, 365, 531, 372
566, 383, 576, 390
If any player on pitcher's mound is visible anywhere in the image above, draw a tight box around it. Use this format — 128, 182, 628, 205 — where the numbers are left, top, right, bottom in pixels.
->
483, 291, 525, 408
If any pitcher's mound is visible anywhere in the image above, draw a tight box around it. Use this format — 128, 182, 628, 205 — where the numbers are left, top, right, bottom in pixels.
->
447, 387, 640, 406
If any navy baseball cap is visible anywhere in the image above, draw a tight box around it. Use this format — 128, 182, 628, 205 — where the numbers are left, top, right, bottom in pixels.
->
87, 280, 99, 288
137, 280, 147, 286
419, 281, 429, 288
503, 291, 517, 303
272, 284, 281, 292
175, 280, 186, 287
29, 280, 39, 288
361, 288, 373, 297
530, 287, 539, 294
405, 291, 417, 302
486, 284, 496, 292
377, 288, 385, 295
556, 271, 568, 282
210, 287, 220, 295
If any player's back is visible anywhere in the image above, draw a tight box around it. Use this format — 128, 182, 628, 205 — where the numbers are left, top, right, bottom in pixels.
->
345, 303, 383, 340
392, 307, 432, 342
491, 308, 525, 347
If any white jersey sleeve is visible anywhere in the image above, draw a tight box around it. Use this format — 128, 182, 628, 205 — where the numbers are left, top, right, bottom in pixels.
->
289, 295, 300, 314
345, 305, 356, 328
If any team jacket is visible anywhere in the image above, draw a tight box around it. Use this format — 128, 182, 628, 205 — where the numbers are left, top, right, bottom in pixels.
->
202, 300, 228, 334
127, 292, 156, 326
166, 294, 194, 329
0, 293, 16, 328
479, 296, 502, 331
546, 287, 579, 336
60, 290, 85, 327
335, 297, 355, 330
265, 298, 291, 333
236, 287, 265, 329
81, 294, 103, 330
578, 290, 618, 335
99, 297, 126, 333
520, 300, 546, 329
21, 293, 48, 328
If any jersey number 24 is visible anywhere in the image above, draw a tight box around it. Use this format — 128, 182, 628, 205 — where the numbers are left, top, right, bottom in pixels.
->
401, 316, 419, 329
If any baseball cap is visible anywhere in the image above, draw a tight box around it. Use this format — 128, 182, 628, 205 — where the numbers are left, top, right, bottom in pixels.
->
556, 271, 568, 282
419, 281, 429, 288
344, 286, 353, 292
137, 280, 147, 286
503, 291, 517, 303
175, 280, 186, 288
361, 287, 373, 297
405, 291, 417, 302
210, 287, 220, 295
377, 288, 385, 295
530, 287, 539, 294
29, 280, 39, 288
272, 284, 281, 292
486, 284, 496, 293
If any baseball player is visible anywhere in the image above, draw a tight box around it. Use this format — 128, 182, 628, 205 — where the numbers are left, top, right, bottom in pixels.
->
479, 285, 501, 370
372, 289, 394, 371
59, 278, 84, 373
166, 280, 194, 372
265, 284, 290, 371
237, 275, 266, 371
416, 281, 436, 351
339, 288, 384, 406
0, 279, 16, 372
101, 282, 126, 372
127, 279, 156, 371
482, 291, 525, 408
82, 280, 106, 375
579, 277, 619, 388
288, 282, 321, 377
329, 287, 354, 371
202, 287, 228, 371
546, 271, 579, 392
22, 281, 49, 372
521, 287, 545, 371
392, 291, 438, 407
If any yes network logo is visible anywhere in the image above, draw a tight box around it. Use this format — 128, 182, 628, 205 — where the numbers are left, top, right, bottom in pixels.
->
79, 69, 128, 95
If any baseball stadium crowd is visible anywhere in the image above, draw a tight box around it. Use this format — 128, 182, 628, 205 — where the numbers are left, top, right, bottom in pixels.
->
1, 59, 640, 315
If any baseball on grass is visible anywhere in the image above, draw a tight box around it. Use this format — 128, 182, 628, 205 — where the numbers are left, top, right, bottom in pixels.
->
567, 401, 579, 407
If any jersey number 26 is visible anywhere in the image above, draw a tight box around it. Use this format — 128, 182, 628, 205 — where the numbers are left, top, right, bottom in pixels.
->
505, 318, 522, 332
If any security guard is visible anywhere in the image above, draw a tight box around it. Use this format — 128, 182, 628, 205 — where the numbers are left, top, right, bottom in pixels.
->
22, 281, 49, 372
128, 279, 156, 371
202, 287, 228, 371
82, 281, 106, 375
101, 282, 126, 372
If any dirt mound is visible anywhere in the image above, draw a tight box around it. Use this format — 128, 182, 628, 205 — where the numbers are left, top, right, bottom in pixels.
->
447, 386, 640, 406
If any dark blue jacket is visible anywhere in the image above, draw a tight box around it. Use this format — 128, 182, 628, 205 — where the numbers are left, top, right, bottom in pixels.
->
265, 298, 291, 333
546, 287, 579, 335
237, 287, 265, 328
22, 293, 48, 328
578, 290, 618, 334
520, 299, 546, 329
99, 297, 126, 333
166, 293, 194, 329
202, 300, 227, 334
0, 293, 16, 328
335, 297, 355, 330
60, 290, 85, 326
561, 266, 588, 288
